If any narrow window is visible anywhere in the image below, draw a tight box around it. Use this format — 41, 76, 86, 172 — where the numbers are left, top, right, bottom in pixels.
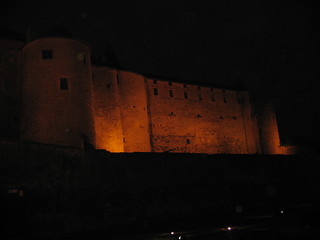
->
116, 74, 120, 84
183, 84, 187, 88
169, 90, 173, 97
210, 87, 213, 92
168, 81, 172, 86
184, 92, 188, 99
223, 97, 227, 103
60, 78, 68, 90
198, 94, 202, 101
107, 84, 110, 88
233, 116, 237, 120
153, 79, 157, 84
42, 49, 53, 59
186, 139, 190, 144
211, 94, 215, 102
154, 88, 158, 95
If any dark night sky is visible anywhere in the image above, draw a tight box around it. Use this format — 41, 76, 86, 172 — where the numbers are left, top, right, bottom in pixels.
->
1, 0, 319, 144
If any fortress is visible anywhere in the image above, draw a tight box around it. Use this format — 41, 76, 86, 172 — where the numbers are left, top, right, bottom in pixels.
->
0, 33, 291, 155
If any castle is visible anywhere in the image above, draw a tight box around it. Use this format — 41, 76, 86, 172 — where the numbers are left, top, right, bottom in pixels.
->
0, 32, 291, 154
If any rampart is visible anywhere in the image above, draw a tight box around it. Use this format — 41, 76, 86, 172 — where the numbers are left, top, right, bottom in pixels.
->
0, 36, 287, 154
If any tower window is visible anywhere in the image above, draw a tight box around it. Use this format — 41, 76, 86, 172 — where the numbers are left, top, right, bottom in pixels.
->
153, 79, 157, 84
154, 88, 158, 95
60, 78, 68, 90
168, 81, 172, 86
116, 74, 120, 84
223, 97, 227, 103
211, 93, 215, 102
183, 84, 187, 88
169, 90, 173, 97
184, 92, 188, 99
198, 94, 202, 101
42, 49, 52, 59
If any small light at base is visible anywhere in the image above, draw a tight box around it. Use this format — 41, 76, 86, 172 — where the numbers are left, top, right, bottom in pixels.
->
280, 210, 284, 214
228, 227, 232, 231
170, 231, 175, 235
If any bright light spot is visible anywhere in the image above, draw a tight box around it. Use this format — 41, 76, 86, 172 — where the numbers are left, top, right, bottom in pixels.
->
178, 236, 182, 240
228, 227, 232, 231
281, 210, 284, 214
170, 232, 175, 235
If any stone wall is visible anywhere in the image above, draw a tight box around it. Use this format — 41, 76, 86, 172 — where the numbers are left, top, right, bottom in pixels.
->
146, 78, 259, 154
117, 70, 151, 152
255, 102, 282, 154
20, 38, 95, 149
92, 68, 283, 154
93, 67, 124, 152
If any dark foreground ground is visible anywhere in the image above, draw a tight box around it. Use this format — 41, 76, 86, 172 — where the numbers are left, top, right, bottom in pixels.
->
1, 141, 319, 239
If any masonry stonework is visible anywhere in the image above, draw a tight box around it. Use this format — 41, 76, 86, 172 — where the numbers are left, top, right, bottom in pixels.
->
0, 36, 286, 154
20, 38, 95, 149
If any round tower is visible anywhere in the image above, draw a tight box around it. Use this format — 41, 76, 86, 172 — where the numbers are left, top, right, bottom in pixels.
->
255, 102, 281, 154
20, 37, 95, 149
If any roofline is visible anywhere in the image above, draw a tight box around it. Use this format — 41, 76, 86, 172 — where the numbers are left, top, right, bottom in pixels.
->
21, 36, 92, 52
92, 65, 248, 92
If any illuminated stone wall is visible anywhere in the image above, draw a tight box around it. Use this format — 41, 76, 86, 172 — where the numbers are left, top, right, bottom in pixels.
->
255, 102, 282, 154
93, 68, 151, 152
93, 67, 124, 152
1, 36, 282, 154
146, 79, 259, 154
93, 70, 269, 154
20, 37, 95, 149
116, 70, 151, 152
